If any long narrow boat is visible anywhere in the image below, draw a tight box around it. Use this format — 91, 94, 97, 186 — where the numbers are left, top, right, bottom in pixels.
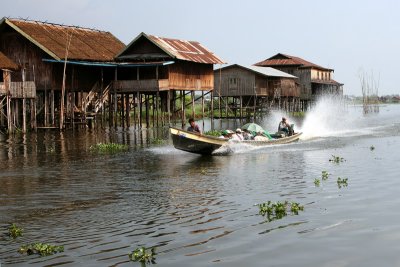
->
170, 127, 302, 155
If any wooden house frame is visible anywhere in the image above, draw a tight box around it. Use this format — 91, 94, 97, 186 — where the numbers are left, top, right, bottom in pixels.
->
0, 17, 125, 131
213, 64, 303, 119
114, 32, 225, 127
255, 53, 343, 105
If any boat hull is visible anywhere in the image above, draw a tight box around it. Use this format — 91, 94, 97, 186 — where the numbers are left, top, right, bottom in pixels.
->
170, 127, 302, 155
170, 127, 228, 155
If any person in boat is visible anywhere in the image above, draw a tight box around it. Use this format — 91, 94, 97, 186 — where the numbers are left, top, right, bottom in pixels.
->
254, 131, 270, 141
187, 118, 201, 134
219, 129, 234, 139
242, 129, 254, 140
278, 117, 293, 136
231, 128, 244, 141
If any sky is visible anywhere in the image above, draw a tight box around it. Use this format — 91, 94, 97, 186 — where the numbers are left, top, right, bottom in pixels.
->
1, 0, 400, 96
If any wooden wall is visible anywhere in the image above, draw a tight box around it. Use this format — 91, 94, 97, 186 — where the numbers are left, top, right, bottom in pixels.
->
168, 61, 214, 91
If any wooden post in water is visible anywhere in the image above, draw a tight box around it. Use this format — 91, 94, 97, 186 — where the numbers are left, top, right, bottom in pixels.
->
121, 93, 125, 128
210, 90, 214, 130
181, 90, 185, 128
156, 91, 159, 127
146, 94, 150, 128
240, 95, 243, 124
167, 90, 171, 126
125, 93, 130, 127
201, 90, 205, 131
191, 91, 195, 119
139, 93, 142, 128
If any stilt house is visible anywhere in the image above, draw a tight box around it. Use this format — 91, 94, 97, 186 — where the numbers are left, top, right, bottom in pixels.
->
254, 53, 343, 102
0, 17, 125, 131
214, 64, 303, 114
114, 32, 225, 126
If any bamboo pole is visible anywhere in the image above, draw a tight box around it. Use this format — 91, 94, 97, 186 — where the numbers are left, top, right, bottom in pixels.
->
60, 31, 73, 130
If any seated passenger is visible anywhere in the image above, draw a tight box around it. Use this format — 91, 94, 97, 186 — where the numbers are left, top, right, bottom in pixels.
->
242, 129, 254, 140
219, 129, 234, 139
254, 131, 270, 141
231, 128, 244, 141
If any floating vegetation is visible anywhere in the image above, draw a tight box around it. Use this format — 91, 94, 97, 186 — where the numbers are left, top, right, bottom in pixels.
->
203, 130, 222, 137
89, 142, 128, 153
200, 168, 207, 175
321, 170, 330, 180
314, 178, 320, 186
337, 177, 348, 188
19, 243, 64, 256
257, 201, 304, 221
151, 138, 164, 145
128, 247, 156, 265
329, 155, 345, 163
8, 223, 23, 239
370, 145, 375, 151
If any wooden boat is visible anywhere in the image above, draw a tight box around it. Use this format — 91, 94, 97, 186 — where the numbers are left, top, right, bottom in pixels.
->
170, 127, 302, 155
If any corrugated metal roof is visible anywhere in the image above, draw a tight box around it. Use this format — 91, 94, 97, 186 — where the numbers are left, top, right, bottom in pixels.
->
118, 32, 225, 64
254, 53, 332, 71
0, 51, 19, 70
2, 18, 125, 61
214, 64, 297, 79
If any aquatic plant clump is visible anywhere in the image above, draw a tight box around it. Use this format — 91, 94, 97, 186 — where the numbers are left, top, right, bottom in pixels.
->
128, 247, 156, 265
8, 223, 23, 239
89, 142, 128, 153
321, 170, 330, 180
257, 201, 304, 221
19, 243, 64, 256
329, 155, 345, 163
337, 177, 348, 188
314, 178, 320, 186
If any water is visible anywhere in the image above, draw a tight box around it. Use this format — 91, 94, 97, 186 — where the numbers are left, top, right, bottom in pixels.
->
1, 101, 400, 267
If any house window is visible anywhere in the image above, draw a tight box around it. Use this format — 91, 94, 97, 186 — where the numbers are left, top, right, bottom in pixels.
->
229, 77, 239, 89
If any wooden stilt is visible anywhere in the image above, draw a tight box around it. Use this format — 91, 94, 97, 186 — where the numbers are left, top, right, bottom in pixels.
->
167, 90, 171, 126
126, 93, 130, 127
22, 97, 26, 133
191, 91, 195, 119
210, 90, 214, 130
201, 90, 204, 131
146, 94, 150, 128
181, 90, 185, 128
139, 93, 142, 128
121, 93, 125, 128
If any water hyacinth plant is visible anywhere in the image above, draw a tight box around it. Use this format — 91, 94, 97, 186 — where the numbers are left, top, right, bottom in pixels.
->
89, 142, 128, 153
19, 243, 64, 256
337, 177, 348, 188
128, 247, 156, 265
8, 223, 23, 239
314, 178, 320, 186
321, 170, 330, 180
329, 155, 345, 163
257, 201, 304, 221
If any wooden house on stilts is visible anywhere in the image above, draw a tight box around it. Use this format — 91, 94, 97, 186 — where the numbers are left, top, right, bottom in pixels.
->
114, 32, 225, 128
214, 64, 299, 120
0, 17, 125, 132
255, 53, 343, 109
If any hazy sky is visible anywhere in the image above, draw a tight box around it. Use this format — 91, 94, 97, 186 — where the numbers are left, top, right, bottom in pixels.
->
2, 0, 399, 96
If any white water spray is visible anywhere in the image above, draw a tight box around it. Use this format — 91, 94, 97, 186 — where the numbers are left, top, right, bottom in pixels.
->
299, 96, 365, 139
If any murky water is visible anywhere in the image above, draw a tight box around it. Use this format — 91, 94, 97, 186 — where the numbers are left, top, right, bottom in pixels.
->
1, 100, 400, 267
